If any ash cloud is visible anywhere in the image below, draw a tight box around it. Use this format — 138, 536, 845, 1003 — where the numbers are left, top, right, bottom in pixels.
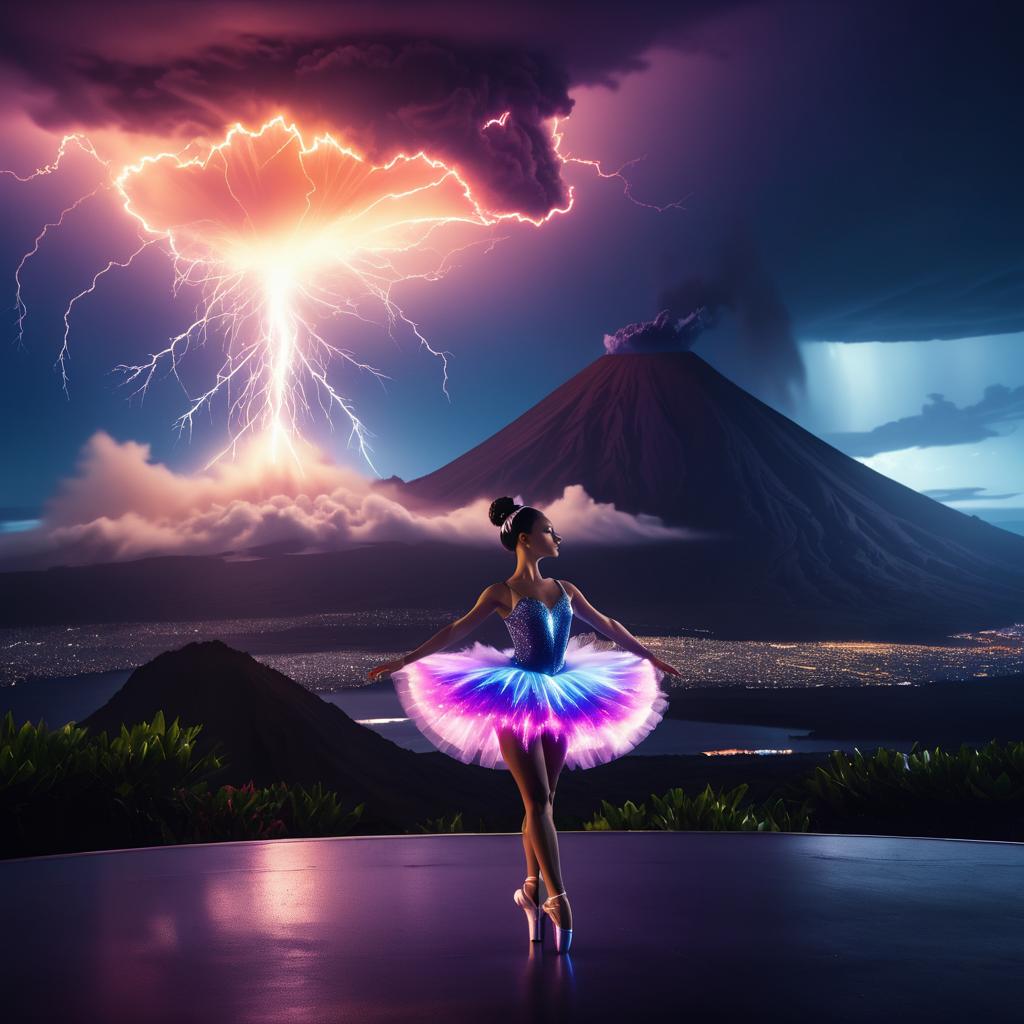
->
828, 384, 1024, 458
601, 228, 804, 402
656, 226, 806, 408
0, 431, 699, 569
603, 308, 709, 355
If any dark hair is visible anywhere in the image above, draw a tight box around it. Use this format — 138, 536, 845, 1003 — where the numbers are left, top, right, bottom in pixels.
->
488, 496, 543, 552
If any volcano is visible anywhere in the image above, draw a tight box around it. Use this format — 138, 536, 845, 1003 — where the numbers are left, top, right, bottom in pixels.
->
394, 351, 1024, 634
3, 351, 1022, 639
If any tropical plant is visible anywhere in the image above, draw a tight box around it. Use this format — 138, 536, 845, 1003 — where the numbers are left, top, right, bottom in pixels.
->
583, 783, 813, 832
174, 780, 364, 843
1, 709, 224, 855
409, 810, 472, 833
799, 740, 1024, 839
0, 711, 365, 857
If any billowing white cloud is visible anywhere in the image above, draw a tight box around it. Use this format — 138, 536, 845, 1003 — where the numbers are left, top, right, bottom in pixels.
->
0, 431, 702, 568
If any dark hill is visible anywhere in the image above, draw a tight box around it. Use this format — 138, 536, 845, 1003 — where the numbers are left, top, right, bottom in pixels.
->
79, 640, 511, 831
72, 640, 839, 829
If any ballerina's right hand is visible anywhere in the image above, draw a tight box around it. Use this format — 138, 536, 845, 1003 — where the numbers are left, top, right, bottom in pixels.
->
368, 658, 406, 682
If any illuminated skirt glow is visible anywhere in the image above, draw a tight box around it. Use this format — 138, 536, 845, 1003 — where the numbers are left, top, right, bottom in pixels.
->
390, 633, 670, 771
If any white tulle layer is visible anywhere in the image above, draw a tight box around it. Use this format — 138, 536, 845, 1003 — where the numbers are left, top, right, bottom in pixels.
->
390, 633, 670, 771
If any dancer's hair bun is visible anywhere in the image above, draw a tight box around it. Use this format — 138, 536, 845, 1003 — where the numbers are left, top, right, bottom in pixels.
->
488, 496, 519, 528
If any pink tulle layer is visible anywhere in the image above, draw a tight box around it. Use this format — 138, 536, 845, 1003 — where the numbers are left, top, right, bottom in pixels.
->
390, 633, 670, 771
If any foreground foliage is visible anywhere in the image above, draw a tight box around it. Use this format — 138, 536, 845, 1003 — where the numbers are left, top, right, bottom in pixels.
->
583, 741, 1024, 840
1, 710, 364, 858
409, 810, 474, 833
798, 740, 1024, 840
584, 783, 813, 832
7, 712, 1024, 854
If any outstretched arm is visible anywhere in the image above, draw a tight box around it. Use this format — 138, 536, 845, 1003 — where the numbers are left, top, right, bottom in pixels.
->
562, 581, 656, 660
368, 585, 505, 680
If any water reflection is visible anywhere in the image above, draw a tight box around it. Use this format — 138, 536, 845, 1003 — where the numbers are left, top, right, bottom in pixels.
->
518, 940, 577, 1016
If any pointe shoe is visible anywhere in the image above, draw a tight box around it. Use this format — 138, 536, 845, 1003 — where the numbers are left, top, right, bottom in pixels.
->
541, 891, 573, 954
513, 876, 542, 942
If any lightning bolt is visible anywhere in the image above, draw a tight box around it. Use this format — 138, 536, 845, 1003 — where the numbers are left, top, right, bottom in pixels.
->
6, 114, 683, 476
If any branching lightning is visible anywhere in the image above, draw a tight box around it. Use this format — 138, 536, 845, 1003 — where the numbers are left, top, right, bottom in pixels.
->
6, 113, 682, 475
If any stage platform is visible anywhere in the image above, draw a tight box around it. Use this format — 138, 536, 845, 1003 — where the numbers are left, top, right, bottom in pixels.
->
3, 831, 1023, 1021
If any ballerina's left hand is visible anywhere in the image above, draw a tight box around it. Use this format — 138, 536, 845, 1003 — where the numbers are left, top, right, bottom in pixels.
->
368, 658, 406, 682
648, 654, 681, 677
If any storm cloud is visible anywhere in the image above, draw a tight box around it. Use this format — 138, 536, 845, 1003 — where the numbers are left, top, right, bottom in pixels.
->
922, 487, 1022, 504
827, 384, 1024, 458
0, 0, 741, 219
3, 0, 1021, 342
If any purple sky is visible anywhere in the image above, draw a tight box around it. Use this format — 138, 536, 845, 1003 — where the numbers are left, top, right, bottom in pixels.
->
1, 0, 1021, 538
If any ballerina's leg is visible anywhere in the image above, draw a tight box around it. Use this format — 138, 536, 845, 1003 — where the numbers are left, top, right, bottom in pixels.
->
519, 729, 568, 891
498, 726, 572, 929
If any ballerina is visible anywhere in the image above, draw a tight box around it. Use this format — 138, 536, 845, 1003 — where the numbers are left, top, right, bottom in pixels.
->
368, 497, 681, 953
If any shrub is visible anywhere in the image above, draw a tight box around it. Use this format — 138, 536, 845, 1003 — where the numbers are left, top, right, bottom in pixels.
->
174, 779, 363, 843
799, 740, 1024, 839
408, 810, 487, 833
1, 709, 224, 856
0, 711, 364, 857
584, 783, 813, 833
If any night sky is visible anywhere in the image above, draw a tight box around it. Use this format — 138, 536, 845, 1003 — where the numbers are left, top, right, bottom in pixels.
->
1, 0, 1022, 555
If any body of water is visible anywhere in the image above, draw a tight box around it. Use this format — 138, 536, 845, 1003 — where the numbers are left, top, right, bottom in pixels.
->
0, 663, 951, 759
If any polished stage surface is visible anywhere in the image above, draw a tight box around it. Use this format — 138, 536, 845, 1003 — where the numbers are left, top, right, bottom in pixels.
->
3, 831, 1023, 1022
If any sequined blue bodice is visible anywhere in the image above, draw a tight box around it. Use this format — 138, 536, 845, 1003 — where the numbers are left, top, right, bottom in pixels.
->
503, 579, 573, 675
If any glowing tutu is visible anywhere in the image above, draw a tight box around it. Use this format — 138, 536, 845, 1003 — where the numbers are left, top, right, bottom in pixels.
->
390, 580, 669, 770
